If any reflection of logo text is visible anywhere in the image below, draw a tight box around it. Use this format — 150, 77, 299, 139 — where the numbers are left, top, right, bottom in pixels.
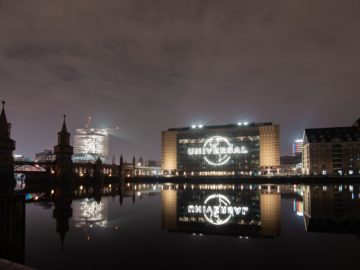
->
187, 194, 249, 225
187, 136, 248, 166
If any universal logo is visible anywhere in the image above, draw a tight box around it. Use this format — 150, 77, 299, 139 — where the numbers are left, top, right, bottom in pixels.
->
187, 136, 248, 166
187, 194, 249, 225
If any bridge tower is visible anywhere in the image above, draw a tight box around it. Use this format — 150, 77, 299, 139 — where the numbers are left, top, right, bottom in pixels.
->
0, 101, 16, 183
119, 154, 123, 178
54, 115, 73, 179
93, 156, 103, 178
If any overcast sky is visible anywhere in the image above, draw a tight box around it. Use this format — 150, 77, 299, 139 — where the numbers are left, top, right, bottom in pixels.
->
1, 0, 360, 161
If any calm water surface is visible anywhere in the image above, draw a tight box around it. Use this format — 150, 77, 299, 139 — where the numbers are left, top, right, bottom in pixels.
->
1, 181, 360, 269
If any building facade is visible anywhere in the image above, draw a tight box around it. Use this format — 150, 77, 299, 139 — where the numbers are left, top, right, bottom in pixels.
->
73, 128, 109, 163
35, 149, 54, 162
161, 122, 280, 176
292, 139, 303, 156
302, 119, 360, 175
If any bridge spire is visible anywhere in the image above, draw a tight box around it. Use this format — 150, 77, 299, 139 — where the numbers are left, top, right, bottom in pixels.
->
0, 101, 8, 128
0, 100, 15, 183
61, 114, 68, 133
54, 115, 73, 179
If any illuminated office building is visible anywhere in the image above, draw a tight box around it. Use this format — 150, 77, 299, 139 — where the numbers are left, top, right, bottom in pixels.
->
302, 119, 360, 175
73, 128, 109, 163
161, 122, 280, 175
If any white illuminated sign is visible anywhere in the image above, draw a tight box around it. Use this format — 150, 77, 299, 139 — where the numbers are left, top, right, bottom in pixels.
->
187, 136, 248, 166
187, 194, 249, 225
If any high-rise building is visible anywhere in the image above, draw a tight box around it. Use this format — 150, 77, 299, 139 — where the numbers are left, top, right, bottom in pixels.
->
292, 139, 303, 156
73, 128, 109, 163
161, 122, 280, 176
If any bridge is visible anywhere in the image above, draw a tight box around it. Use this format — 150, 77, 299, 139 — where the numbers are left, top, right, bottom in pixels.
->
0, 101, 139, 185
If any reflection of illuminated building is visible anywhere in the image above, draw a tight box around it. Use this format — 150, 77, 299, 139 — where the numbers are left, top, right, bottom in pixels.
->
161, 184, 281, 238
161, 189, 177, 230
0, 190, 25, 264
161, 123, 280, 176
73, 128, 109, 162
73, 198, 108, 228
293, 199, 304, 216
260, 193, 281, 236
303, 185, 360, 234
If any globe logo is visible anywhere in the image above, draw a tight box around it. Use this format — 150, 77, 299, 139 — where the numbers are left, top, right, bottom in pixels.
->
203, 136, 232, 166
187, 194, 249, 226
203, 194, 233, 225
187, 135, 248, 166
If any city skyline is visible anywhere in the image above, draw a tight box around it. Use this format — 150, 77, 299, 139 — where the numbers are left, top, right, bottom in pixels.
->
1, 0, 360, 160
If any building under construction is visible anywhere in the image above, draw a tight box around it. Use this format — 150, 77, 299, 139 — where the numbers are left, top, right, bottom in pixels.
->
73, 128, 109, 163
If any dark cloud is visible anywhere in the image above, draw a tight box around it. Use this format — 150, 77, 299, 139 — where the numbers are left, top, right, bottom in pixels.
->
0, 0, 359, 160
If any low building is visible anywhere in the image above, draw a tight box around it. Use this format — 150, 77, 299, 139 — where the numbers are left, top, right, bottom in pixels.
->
280, 155, 302, 175
302, 119, 360, 175
35, 150, 54, 162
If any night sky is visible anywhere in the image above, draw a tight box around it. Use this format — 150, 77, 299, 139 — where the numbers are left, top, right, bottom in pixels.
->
1, 0, 359, 161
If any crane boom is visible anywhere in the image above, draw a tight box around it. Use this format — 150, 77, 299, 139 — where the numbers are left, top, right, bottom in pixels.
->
85, 116, 92, 129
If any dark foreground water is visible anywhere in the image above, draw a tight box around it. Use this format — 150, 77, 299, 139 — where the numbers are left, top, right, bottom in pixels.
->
1, 181, 360, 269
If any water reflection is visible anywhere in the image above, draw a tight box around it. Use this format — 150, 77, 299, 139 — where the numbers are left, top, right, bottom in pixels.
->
52, 182, 73, 250
1, 181, 360, 269
161, 184, 281, 238
303, 185, 360, 234
0, 185, 25, 264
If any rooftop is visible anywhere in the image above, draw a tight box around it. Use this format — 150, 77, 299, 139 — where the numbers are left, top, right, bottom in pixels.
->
304, 126, 360, 143
167, 122, 274, 132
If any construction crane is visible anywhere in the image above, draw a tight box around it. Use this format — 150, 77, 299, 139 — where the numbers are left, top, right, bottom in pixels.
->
84, 115, 119, 133
85, 116, 92, 129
